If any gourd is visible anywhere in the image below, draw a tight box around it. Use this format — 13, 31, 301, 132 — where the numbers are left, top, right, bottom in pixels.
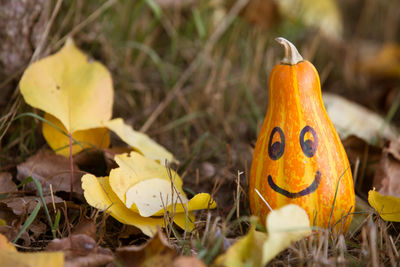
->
249, 37, 355, 232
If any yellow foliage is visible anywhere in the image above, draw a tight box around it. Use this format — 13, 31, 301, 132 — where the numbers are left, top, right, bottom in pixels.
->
214, 205, 310, 267
104, 118, 176, 164
20, 39, 113, 133
42, 113, 110, 156
0, 234, 64, 267
82, 152, 216, 236
368, 190, 400, 222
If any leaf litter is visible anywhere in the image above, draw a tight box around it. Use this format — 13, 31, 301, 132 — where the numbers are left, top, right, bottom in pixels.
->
1, 1, 400, 265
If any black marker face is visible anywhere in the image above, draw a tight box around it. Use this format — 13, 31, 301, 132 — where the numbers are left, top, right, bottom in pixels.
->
300, 126, 318, 157
267, 125, 321, 199
268, 127, 285, 160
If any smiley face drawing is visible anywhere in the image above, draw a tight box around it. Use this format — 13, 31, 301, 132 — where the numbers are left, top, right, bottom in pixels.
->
249, 38, 355, 232
267, 126, 321, 199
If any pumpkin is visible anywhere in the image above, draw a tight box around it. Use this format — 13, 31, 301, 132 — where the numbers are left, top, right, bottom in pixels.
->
249, 37, 355, 232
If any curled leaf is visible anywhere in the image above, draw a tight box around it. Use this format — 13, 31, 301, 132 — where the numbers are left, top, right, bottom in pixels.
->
82, 152, 216, 236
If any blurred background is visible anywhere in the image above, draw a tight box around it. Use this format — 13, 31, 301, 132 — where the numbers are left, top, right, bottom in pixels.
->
1, 0, 400, 217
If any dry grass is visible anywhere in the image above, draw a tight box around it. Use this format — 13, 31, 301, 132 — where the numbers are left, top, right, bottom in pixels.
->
1, 0, 399, 266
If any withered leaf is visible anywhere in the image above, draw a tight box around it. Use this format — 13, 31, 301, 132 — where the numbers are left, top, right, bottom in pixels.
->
72, 216, 97, 240
0, 172, 17, 194
17, 150, 83, 195
1, 195, 62, 216
115, 229, 177, 267
373, 137, 400, 197
46, 234, 113, 267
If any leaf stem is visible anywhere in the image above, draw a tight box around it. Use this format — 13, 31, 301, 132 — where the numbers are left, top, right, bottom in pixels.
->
69, 132, 74, 201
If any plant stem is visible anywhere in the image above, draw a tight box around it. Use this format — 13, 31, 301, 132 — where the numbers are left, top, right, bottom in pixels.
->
69, 132, 74, 201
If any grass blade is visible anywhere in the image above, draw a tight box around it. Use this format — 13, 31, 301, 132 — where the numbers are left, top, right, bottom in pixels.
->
18, 176, 55, 238
13, 201, 41, 244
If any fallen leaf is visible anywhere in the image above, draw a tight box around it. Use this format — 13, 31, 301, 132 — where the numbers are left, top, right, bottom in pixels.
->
277, 0, 342, 39
323, 93, 398, 142
0, 172, 17, 193
17, 149, 83, 195
368, 190, 400, 222
213, 225, 266, 267
373, 138, 400, 197
1, 195, 62, 216
115, 229, 176, 267
82, 152, 216, 236
0, 233, 64, 267
19, 38, 113, 134
82, 174, 166, 237
42, 113, 110, 157
262, 204, 311, 264
104, 118, 176, 164
46, 234, 113, 267
0, 233, 16, 251
214, 205, 311, 266
72, 216, 97, 240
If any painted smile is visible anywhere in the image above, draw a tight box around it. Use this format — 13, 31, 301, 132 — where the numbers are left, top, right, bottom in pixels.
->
267, 170, 321, 198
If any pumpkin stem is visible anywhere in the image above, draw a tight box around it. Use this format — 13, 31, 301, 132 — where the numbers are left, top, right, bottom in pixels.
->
275, 37, 304, 65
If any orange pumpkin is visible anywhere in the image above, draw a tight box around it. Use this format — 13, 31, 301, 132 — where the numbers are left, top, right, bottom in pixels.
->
249, 38, 355, 232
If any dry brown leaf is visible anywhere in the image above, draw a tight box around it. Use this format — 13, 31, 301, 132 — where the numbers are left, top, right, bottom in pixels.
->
72, 216, 97, 240
373, 138, 400, 197
1, 195, 62, 216
0, 172, 17, 193
17, 149, 83, 195
46, 234, 113, 267
115, 229, 177, 267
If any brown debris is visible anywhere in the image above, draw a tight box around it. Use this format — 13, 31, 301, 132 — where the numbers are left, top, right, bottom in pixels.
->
373, 137, 400, 197
115, 229, 177, 267
46, 234, 113, 267
17, 149, 83, 195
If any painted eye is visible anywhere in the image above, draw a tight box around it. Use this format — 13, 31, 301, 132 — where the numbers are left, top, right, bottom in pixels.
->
268, 127, 285, 160
299, 126, 318, 157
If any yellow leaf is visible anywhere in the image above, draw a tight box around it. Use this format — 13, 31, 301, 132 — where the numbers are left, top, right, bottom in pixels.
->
213, 225, 267, 267
104, 118, 176, 164
42, 113, 110, 156
0, 234, 64, 267
109, 152, 184, 208
213, 205, 310, 267
0, 234, 16, 252
125, 177, 189, 217
82, 152, 216, 236
82, 174, 166, 237
368, 190, 400, 222
262, 204, 311, 264
20, 38, 113, 133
